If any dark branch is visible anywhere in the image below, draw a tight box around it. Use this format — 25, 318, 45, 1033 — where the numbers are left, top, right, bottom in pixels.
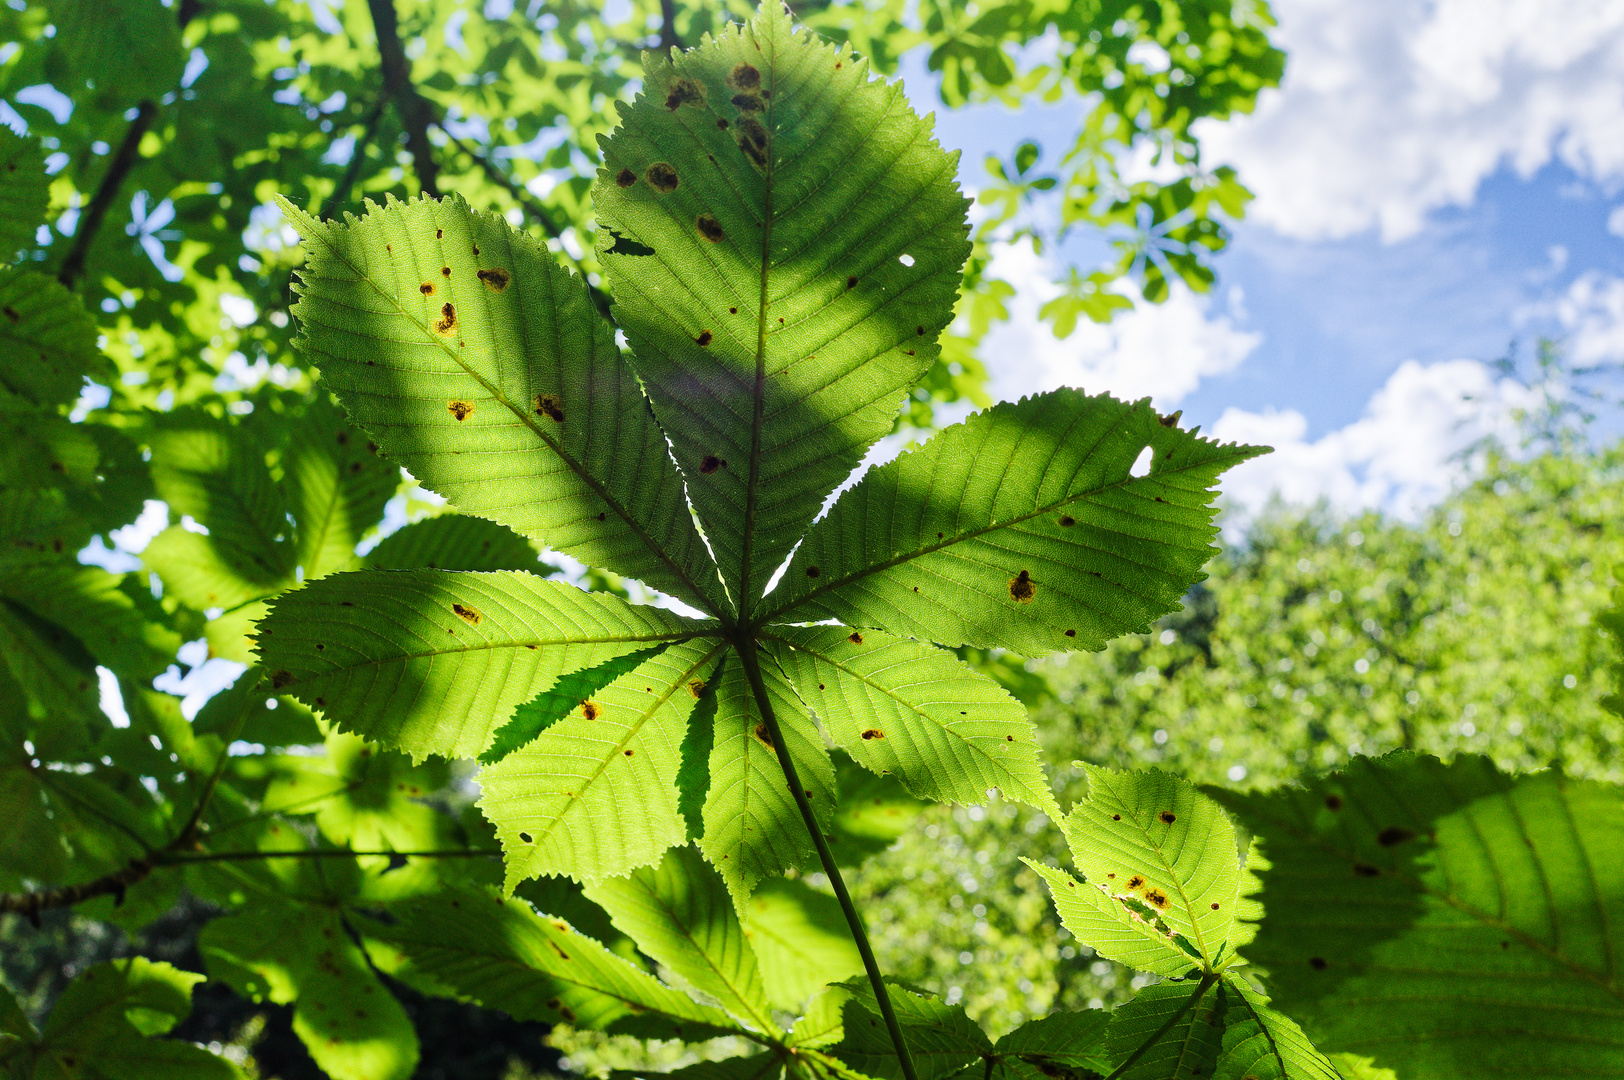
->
660, 0, 683, 51
0, 855, 156, 924
321, 96, 390, 218
54, 1, 206, 289
365, 0, 441, 197
55, 101, 158, 288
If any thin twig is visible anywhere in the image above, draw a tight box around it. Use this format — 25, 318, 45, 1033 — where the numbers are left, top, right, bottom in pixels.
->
163, 848, 498, 863
320, 96, 389, 218
56, 101, 158, 288
733, 635, 922, 1080
365, 0, 440, 197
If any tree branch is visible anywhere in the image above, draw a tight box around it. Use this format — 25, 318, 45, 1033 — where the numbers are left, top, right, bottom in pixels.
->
365, 0, 440, 197
320, 96, 390, 218
660, 0, 683, 52
55, 101, 158, 289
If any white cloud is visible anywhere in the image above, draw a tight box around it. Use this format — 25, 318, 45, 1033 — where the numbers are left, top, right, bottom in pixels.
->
979, 242, 1261, 408
1539, 272, 1624, 366
1212, 359, 1539, 524
1196, 0, 1624, 241
1608, 205, 1624, 238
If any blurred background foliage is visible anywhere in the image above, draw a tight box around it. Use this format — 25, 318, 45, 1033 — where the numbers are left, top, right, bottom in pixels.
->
1, 1, 1619, 1078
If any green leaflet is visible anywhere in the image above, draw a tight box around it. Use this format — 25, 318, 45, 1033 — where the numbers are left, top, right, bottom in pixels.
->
832, 978, 991, 1080
1104, 979, 1226, 1080
0, 268, 112, 406
1062, 766, 1240, 964
585, 845, 777, 1035
0, 560, 179, 683
1024, 861, 1199, 979
283, 393, 401, 579
595, 1, 970, 606
264, 729, 455, 852
743, 877, 863, 1012
1602, 582, 1623, 718
988, 1010, 1112, 1080
1209, 752, 1624, 1080
484, 645, 673, 763
201, 900, 418, 1080
702, 649, 836, 901
612, 1053, 786, 1080
765, 389, 1265, 656
6, 958, 239, 1080
368, 886, 741, 1041
276, 193, 726, 614
256, 569, 706, 760
366, 512, 551, 573
479, 638, 727, 887
0, 127, 46, 259
1214, 979, 1342, 1080
766, 626, 1057, 814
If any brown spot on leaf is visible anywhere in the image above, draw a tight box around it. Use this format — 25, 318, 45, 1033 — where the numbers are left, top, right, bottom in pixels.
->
1353, 863, 1380, 877
441, 265, 451, 276
731, 92, 765, 113
716, 117, 729, 129
753, 723, 776, 751
624, 749, 633, 756
616, 167, 637, 187
1211, 902, 1221, 910
272, 670, 294, 689
532, 393, 565, 422
453, 603, 481, 625
1159, 811, 1176, 824
846, 275, 858, 289
1158, 411, 1182, 427
1065, 629, 1076, 638
419, 281, 435, 295
688, 679, 706, 699
1144, 888, 1169, 909
730, 63, 762, 90
861, 729, 884, 740
645, 162, 679, 192
1009, 570, 1036, 603
848, 632, 863, 645
696, 214, 725, 242
1325, 794, 1343, 811
434, 302, 457, 334
699, 454, 723, 474
1059, 515, 1076, 527
917, 325, 926, 335
806, 566, 820, 578
436, 228, 443, 239
447, 399, 475, 421
1377, 826, 1417, 847
695, 329, 713, 347
1125, 875, 1146, 891
1309, 957, 1328, 970
559, 1006, 576, 1022
581, 700, 601, 721
729, 306, 738, 314
665, 77, 706, 110
519, 832, 533, 843
478, 267, 511, 292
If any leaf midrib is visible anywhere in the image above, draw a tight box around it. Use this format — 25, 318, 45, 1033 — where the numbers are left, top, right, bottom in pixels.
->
630, 884, 777, 1034
287, 200, 721, 618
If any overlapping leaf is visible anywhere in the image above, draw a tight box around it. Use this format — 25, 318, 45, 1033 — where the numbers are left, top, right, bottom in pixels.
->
0, 127, 46, 258
595, 1, 971, 605
0, 268, 112, 406
1209, 752, 1624, 1079
1104, 979, 1226, 1080
832, 978, 991, 1080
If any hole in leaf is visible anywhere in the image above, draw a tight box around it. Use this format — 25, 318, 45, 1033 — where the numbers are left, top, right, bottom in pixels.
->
1009, 570, 1036, 603
605, 230, 656, 257
1130, 446, 1153, 478
899, 253, 914, 266
478, 268, 511, 292
452, 603, 481, 625
645, 162, 679, 192
519, 831, 533, 843
616, 168, 637, 187
447, 399, 475, 421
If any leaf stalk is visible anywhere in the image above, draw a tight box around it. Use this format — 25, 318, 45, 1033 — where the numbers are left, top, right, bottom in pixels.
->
732, 634, 921, 1080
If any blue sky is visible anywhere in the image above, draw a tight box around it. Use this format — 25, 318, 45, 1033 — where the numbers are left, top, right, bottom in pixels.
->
896, 0, 1624, 520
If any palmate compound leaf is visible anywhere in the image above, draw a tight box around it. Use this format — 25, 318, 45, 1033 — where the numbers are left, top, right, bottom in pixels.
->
365, 885, 742, 1041
1208, 752, 1624, 1080
595, 1, 971, 607
0, 126, 47, 259
256, 570, 706, 761
275, 193, 727, 615
584, 845, 777, 1034
1104, 978, 1226, 1080
1214, 978, 1343, 1080
762, 390, 1266, 657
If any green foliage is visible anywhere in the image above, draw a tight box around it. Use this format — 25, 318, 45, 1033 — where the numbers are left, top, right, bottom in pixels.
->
1211, 751, 1624, 1079
263, 1, 1255, 909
